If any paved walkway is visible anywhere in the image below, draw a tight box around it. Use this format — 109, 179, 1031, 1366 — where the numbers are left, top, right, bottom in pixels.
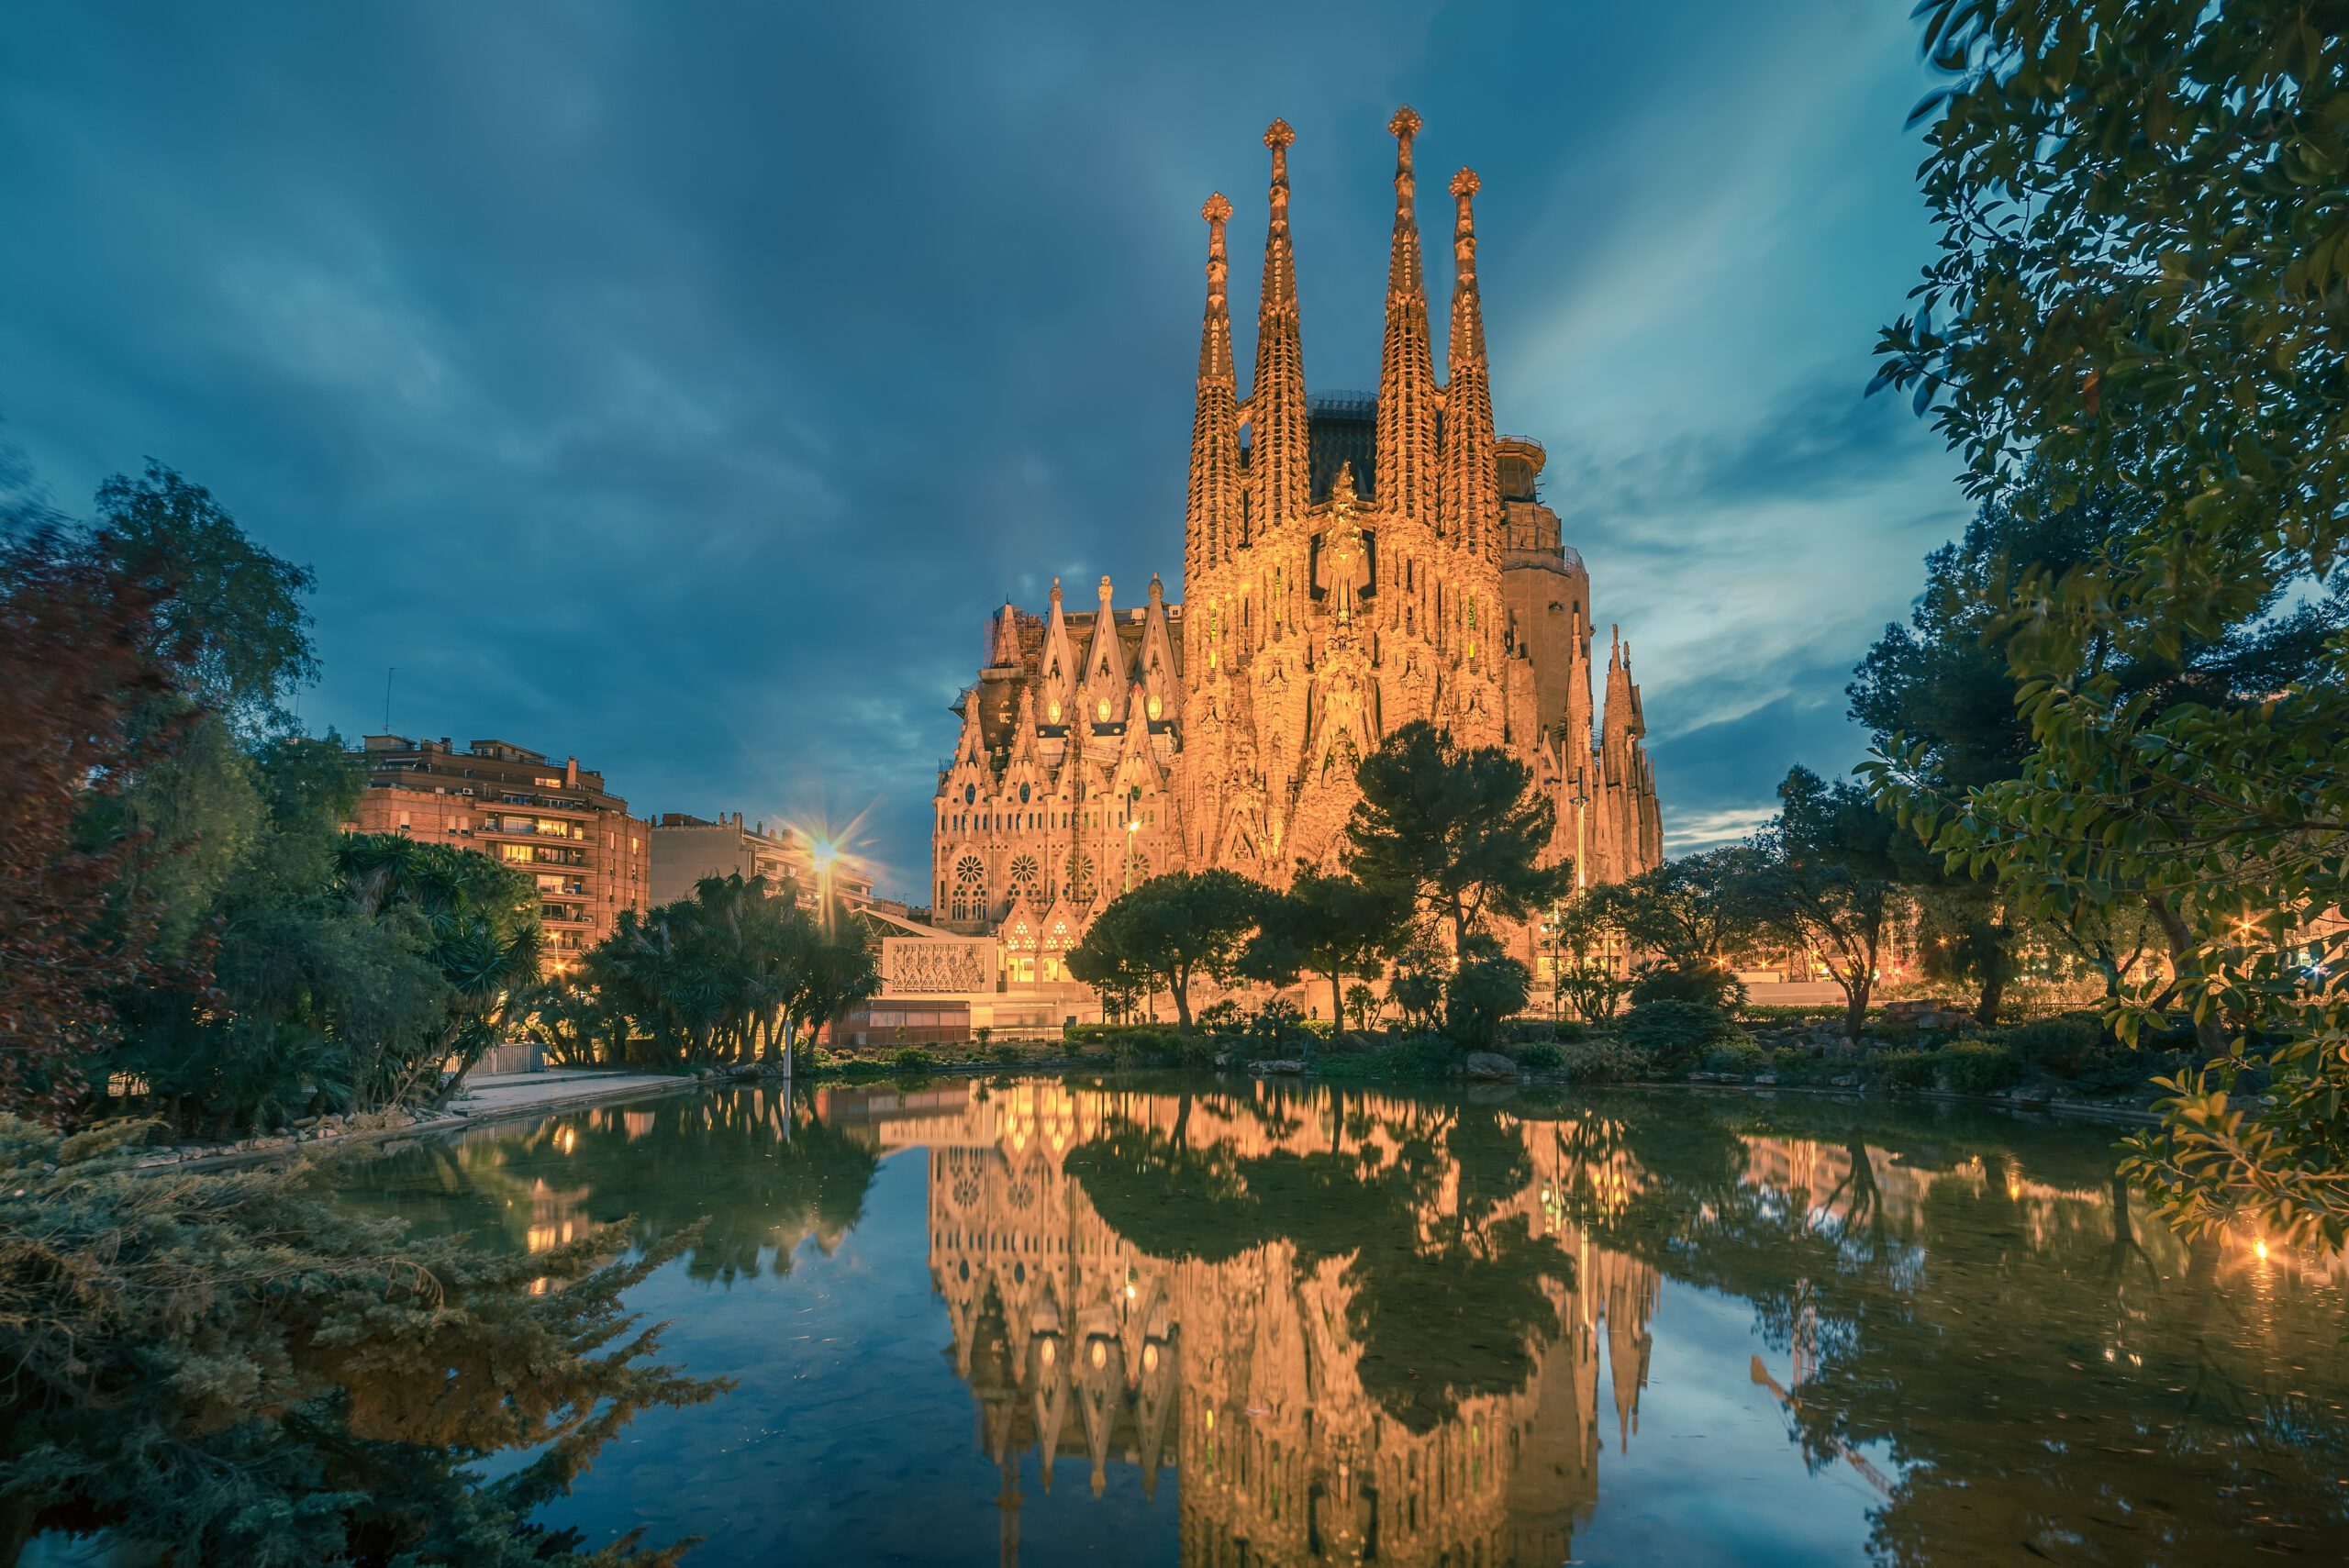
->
442, 1069, 688, 1118
141, 1069, 701, 1172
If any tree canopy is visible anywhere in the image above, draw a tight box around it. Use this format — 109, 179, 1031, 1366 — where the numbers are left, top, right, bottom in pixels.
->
1066, 869, 1266, 1031
1870, 0, 2349, 1241
1344, 720, 1572, 951
1237, 870, 1413, 1029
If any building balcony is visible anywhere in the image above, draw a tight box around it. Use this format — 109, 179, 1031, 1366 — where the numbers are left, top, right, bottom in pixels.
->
492, 794, 596, 817
478, 819, 589, 840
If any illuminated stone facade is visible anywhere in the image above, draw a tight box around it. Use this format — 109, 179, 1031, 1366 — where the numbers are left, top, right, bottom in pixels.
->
930, 112, 1663, 982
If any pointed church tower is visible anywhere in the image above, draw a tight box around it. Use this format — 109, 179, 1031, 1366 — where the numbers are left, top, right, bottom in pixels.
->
1186, 193, 1241, 587
1079, 575, 1126, 727
1440, 169, 1500, 557
1375, 107, 1437, 526
1249, 119, 1309, 541
1036, 578, 1079, 728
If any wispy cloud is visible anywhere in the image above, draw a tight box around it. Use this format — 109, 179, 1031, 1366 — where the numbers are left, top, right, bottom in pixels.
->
0, 0, 1958, 889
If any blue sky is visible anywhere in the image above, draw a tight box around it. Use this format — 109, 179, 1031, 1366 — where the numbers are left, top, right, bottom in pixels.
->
1, 1, 1969, 899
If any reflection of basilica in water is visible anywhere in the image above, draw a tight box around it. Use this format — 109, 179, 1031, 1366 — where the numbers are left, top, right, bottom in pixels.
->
822, 1081, 1660, 1567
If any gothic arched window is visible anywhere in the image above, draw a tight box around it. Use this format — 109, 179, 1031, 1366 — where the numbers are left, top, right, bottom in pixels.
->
952, 854, 986, 921
1065, 850, 1097, 905
1008, 854, 1040, 903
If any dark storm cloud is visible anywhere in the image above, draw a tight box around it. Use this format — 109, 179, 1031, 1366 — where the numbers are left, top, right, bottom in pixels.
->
2, 0, 1959, 889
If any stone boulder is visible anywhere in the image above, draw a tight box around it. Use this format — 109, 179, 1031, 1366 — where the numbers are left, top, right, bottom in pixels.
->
1462, 1051, 1519, 1082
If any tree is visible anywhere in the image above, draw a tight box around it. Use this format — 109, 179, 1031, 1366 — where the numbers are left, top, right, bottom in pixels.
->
0, 526, 193, 1122
1542, 892, 1631, 1023
779, 904, 881, 1066
1601, 845, 1772, 986
1066, 870, 1265, 1031
1238, 871, 1413, 1030
337, 835, 542, 1106
1869, 0, 2349, 1241
93, 460, 317, 735
1345, 720, 1573, 951
1852, 482, 2341, 1023
1744, 768, 1904, 1043
1388, 949, 1447, 1034
1444, 933, 1531, 1050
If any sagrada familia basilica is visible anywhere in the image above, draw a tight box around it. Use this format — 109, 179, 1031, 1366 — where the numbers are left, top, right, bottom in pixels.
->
929, 111, 1663, 992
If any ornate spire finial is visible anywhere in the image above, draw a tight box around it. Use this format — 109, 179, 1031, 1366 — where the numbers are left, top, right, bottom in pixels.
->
1249, 116, 1309, 538
1051, 576, 1063, 605
1440, 164, 1498, 557
1377, 106, 1437, 524
1186, 187, 1243, 579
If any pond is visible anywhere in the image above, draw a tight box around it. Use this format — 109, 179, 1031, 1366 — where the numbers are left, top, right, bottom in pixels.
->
335, 1076, 2349, 1566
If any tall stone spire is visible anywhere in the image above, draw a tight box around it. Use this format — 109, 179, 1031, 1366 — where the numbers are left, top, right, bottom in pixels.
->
1375, 106, 1437, 526
1249, 118, 1309, 539
1186, 193, 1241, 585
1440, 168, 1499, 556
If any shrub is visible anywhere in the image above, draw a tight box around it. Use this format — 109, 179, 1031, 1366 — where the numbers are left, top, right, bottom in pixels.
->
891, 1047, 936, 1073
1518, 1040, 1564, 1072
1874, 1049, 1938, 1091
1197, 998, 1248, 1033
989, 1041, 1025, 1065
1238, 998, 1314, 1059
2003, 1010, 2110, 1076
1175, 1031, 1222, 1072
1627, 962, 1748, 1010
1556, 1039, 1654, 1084
1936, 1039, 2025, 1095
1506, 1018, 1558, 1045
1553, 1018, 1591, 1043
1443, 935, 1531, 1049
1702, 1040, 1768, 1078
1615, 999, 1734, 1072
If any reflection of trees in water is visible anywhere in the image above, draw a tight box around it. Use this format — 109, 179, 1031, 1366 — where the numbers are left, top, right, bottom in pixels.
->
1067, 1088, 1575, 1432
930, 1078, 1641, 1567
349, 1087, 880, 1286
1547, 1093, 2349, 1562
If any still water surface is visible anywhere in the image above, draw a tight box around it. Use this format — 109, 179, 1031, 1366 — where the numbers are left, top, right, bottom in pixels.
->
339, 1076, 2349, 1566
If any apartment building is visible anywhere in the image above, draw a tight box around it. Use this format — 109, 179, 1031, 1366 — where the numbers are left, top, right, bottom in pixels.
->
349, 735, 650, 969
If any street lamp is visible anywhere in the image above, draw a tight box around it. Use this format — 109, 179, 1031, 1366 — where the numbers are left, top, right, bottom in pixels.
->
811, 838, 838, 935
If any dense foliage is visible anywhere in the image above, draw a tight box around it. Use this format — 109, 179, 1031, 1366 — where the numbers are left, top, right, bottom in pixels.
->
1345, 720, 1573, 951
0, 470, 555, 1138
1066, 869, 1267, 1031
0, 1118, 718, 1566
1870, 0, 2349, 1241
566, 873, 879, 1072
1238, 870, 1413, 1029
